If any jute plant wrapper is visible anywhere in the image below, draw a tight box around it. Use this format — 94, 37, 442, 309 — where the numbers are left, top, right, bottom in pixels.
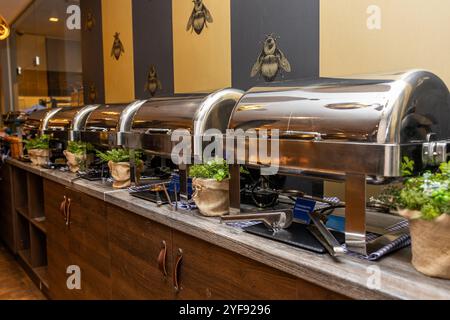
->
192, 178, 229, 217
399, 210, 450, 279
108, 161, 131, 189
28, 149, 50, 166
64, 150, 86, 173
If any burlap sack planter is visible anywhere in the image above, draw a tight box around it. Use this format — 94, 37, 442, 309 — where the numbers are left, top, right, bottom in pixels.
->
64, 150, 86, 173
399, 209, 450, 279
28, 149, 50, 166
192, 178, 229, 217
108, 161, 132, 189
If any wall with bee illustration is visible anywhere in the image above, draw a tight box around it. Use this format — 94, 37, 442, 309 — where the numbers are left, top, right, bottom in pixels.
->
101, 0, 135, 103
81, 0, 321, 100
132, 0, 174, 98
231, 0, 320, 90
320, 0, 450, 86
172, 0, 232, 94
80, 0, 105, 104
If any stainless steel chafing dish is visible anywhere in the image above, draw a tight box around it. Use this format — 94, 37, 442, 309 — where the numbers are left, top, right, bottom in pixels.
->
125, 89, 244, 198
227, 70, 450, 255
45, 105, 100, 142
81, 101, 147, 147
23, 108, 62, 136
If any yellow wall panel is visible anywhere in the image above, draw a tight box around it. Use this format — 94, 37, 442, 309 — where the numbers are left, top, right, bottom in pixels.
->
172, 0, 231, 93
101, 0, 135, 103
320, 0, 450, 86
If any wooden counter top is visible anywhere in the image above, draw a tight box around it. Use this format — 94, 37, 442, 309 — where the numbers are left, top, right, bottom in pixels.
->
7, 158, 450, 300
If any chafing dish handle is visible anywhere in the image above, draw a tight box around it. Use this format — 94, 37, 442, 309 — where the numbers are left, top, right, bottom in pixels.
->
145, 128, 173, 135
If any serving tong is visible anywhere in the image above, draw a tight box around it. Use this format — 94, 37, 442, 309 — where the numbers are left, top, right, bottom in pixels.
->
221, 208, 347, 257
221, 210, 293, 231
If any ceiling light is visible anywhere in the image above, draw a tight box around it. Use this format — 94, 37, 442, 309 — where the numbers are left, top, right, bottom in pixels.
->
0, 15, 11, 41
49, 17, 59, 22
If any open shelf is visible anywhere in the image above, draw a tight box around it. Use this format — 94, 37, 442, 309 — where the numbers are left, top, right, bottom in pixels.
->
33, 266, 49, 289
10, 167, 48, 293
16, 213, 30, 252
13, 168, 28, 215
16, 206, 29, 219
18, 249, 31, 266
27, 173, 45, 219
30, 225, 47, 267
30, 217, 47, 234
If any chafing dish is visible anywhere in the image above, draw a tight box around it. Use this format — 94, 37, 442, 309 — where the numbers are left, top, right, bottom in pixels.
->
227, 70, 450, 255
23, 108, 62, 136
45, 105, 100, 142
81, 101, 147, 148
125, 89, 244, 199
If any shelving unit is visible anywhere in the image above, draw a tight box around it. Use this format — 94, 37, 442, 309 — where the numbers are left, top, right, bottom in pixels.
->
12, 167, 48, 292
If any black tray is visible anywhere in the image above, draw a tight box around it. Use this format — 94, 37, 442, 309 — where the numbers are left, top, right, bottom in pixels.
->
130, 190, 177, 204
244, 222, 345, 254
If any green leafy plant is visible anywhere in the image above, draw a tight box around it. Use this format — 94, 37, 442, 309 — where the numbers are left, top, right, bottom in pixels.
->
397, 161, 450, 220
401, 156, 415, 177
67, 141, 94, 155
24, 134, 50, 150
372, 158, 450, 220
96, 148, 143, 164
189, 158, 230, 182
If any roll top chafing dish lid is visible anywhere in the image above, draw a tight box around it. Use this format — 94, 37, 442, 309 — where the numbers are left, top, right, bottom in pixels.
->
228, 70, 450, 257
44, 105, 101, 142
81, 100, 147, 147
127, 89, 244, 158
23, 108, 63, 136
228, 70, 450, 178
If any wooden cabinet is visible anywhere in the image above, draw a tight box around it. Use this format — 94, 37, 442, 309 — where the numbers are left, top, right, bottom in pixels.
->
171, 230, 299, 300
44, 181, 346, 300
108, 205, 173, 299
0, 163, 15, 252
44, 179, 111, 300
107, 204, 344, 300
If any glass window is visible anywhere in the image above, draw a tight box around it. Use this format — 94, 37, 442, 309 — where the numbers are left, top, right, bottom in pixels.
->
13, 0, 83, 111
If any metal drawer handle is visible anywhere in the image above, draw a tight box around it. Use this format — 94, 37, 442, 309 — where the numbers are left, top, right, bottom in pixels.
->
65, 198, 72, 228
157, 240, 168, 277
173, 248, 183, 293
60, 196, 67, 221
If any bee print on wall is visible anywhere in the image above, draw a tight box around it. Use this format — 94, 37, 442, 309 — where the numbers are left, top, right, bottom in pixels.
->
186, 0, 213, 35
111, 32, 125, 61
88, 83, 97, 103
145, 65, 162, 97
251, 35, 291, 82
85, 11, 95, 31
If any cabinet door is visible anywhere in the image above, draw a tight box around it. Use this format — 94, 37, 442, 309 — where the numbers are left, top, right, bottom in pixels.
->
0, 164, 15, 252
171, 230, 298, 300
44, 179, 73, 299
66, 188, 111, 300
108, 205, 173, 299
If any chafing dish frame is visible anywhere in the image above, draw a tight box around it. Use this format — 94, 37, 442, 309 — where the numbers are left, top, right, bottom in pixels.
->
125, 89, 244, 200
44, 105, 101, 142
81, 100, 147, 148
23, 108, 62, 136
226, 70, 450, 256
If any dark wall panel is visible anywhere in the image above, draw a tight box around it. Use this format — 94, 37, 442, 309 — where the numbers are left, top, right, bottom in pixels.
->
80, 0, 105, 104
132, 0, 174, 99
231, 0, 320, 90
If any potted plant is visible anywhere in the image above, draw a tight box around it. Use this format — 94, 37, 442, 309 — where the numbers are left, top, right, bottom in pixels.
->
379, 159, 450, 279
96, 148, 143, 189
189, 158, 230, 217
24, 134, 50, 166
64, 141, 94, 173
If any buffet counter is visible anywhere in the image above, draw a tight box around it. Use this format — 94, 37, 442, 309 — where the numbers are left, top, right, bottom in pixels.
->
5, 158, 450, 300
